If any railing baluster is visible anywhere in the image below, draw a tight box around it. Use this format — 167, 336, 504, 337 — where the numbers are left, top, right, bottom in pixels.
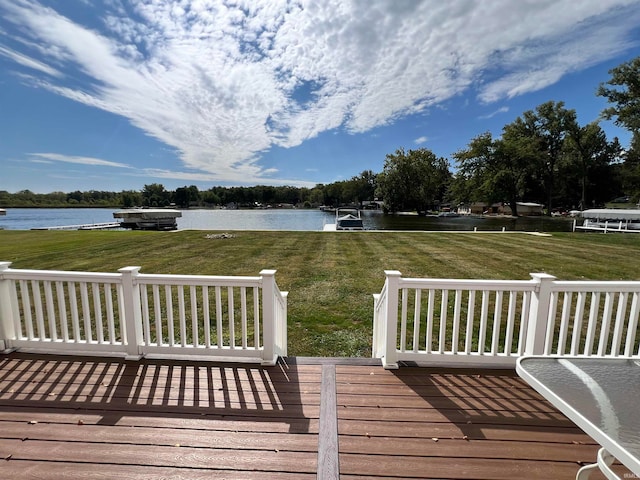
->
19, 280, 34, 340
503, 291, 516, 355
105, 284, 115, 344
478, 290, 489, 354
425, 289, 434, 353
452, 290, 461, 354
203, 286, 211, 348
517, 291, 530, 356
412, 289, 421, 353
491, 290, 503, 355
141, 284, 151, 346
228, 286, 235, 348
56, 281, 69, 342
465, 290, 475, 354
69, 282, 80, 342
570, 292, 586, 355
400, 288, 408, 352
178, 285, 186, 347
165, 285, 174, 346
557, 292, 572, 355
253, 286, 260, 349
80, 282, 92, 342
9, 279, 21, 340
611, 292, 628, 356
190, 285, 199, 348
44, 281, 56, 342
584, 292, 600, 355
31, 281, 46, 340
92, 283, 104, 344
544, 291, 559, 355
152, 285, 162, 346
597, 292, 614, 356
241, 287, 248, 349
215, 286, 223, 347
438, 289, 448, 354
625, 292, 639, 356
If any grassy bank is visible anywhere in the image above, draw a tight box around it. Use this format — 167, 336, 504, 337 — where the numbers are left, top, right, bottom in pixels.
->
1, 230, 639, 356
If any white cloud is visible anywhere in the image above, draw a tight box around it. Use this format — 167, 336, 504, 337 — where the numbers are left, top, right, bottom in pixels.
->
30, 153, 132, 168
478, 107, 510, 120
0, 44, 62, 77
2, 0, 639, 183
139, 168, 316, 187
414, 136, 429, 145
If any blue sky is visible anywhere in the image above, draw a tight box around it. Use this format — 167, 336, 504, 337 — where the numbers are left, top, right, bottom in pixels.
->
1, 0, 640, 194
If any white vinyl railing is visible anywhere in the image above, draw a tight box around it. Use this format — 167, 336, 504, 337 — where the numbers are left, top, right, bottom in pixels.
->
373, 271, 640, 369
0, 262, 287, 365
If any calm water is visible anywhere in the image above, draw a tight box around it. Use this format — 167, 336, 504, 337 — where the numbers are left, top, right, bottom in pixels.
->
0, 208, 573, 232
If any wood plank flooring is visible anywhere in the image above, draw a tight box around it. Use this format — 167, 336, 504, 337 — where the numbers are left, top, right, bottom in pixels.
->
0, 353, 629, 479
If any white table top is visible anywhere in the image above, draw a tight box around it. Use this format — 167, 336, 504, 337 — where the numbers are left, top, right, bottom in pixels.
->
516, 356, 640, 476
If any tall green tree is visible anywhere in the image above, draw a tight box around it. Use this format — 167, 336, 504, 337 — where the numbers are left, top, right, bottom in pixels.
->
563, 122, 621, 209
142, 183, 171, 207
504, 101, 578, 214
598, 56, 640, 201
174, 185, 200, 208
619, 132, 640, 201
378, 148, 450, 214
453, 132, 533, 216
598, 56, 640, 132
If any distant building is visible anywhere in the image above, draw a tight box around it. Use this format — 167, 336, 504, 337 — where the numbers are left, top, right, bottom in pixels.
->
458, 202, 543, 216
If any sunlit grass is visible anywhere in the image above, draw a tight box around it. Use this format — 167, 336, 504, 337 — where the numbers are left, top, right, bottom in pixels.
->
1, 229, 639, 356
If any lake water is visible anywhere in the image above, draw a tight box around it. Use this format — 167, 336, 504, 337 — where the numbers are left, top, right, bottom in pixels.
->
0, 208, 574, 232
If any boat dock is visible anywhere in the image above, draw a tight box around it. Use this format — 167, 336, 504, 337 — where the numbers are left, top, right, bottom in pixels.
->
31, 222, 122, 231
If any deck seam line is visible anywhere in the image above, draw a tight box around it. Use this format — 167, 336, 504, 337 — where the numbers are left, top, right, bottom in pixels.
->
317, 364, 339, 479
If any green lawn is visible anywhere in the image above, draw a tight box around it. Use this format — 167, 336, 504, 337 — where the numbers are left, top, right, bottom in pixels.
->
1, 229, 639, 356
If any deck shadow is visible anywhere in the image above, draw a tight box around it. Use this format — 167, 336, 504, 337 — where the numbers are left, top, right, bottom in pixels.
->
0, 352, 314, 433
391, 365, 585, 440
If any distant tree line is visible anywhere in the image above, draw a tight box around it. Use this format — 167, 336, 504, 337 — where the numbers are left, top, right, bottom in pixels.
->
2, 56, 639, 214
0, 172, 378, 210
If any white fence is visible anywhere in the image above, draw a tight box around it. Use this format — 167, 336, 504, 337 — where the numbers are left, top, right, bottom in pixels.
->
373, 270, 640, 369
0, 262, 287, 365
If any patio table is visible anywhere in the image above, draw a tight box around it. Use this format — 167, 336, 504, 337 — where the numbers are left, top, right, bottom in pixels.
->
516, 356, 640, 480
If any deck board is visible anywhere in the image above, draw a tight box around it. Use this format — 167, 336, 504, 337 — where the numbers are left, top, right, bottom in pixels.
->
0, 353, 628, 479
335, 365, 618, 480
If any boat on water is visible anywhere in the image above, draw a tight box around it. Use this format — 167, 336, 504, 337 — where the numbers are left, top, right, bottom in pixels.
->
0, 208, 6, 216
113, 208, 182, 230
336, 208, 364, 230
574, 208, 640, 233
322, 208, 364, 231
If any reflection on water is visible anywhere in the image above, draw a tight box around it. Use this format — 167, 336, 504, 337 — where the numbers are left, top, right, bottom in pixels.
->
364, 211, 572, 232
0, 208, 574, 232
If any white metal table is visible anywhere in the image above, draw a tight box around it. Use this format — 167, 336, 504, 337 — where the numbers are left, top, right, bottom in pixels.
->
516, 356, 640, 480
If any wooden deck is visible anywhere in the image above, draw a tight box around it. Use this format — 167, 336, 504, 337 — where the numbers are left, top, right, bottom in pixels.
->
0, 353, 625, 479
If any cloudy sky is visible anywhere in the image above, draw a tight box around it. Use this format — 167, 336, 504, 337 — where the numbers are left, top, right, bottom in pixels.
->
1, 0, 639, 193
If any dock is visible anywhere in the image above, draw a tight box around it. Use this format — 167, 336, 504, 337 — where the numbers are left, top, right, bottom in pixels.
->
31, 222, 122, 231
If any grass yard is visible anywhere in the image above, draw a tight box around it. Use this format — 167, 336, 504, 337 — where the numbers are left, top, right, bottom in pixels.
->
1, 229, 639, 356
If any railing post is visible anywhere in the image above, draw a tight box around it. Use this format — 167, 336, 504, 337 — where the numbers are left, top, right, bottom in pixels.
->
525, 273, 557, 356
260, 269, 278, 366
119, 266, 143, 360
382, 270, 402, 369
0, 262, 16, 351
